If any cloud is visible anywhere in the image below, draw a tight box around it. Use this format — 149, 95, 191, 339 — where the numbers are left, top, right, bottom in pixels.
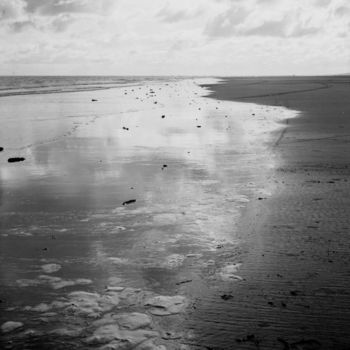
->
314, 0, 331, 7
157, 8, 188, 23
157, 3, 203, 23
0, 0, 348, 75
0, 0, 25, 20
205, 6, 249, 37
335, 6, 350, 17
23, 0, 117, 16
205, 1, 323, 38
243, 18, 287, 37
10, 19, 36, 32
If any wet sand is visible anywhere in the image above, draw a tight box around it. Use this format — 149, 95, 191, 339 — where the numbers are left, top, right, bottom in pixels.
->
0, 78, 297, 349
190, 76, 350, 349
1, 76, 349, 350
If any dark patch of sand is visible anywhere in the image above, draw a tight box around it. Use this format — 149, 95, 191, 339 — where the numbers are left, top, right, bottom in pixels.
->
188, 76, 350, 349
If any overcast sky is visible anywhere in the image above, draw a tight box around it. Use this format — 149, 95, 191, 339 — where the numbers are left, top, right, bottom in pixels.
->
0, 0, 349, 75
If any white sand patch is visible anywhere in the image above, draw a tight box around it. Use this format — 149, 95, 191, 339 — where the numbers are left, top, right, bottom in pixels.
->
86, 324, 158, 346
16, 275, 92, 289
1, 321, 23, 333
164, 254, 185, 268
219, 263, 243, 281
24, 303, 51, 312
7, 229, 32, 237
134, 340, 167, 350
115, 313, 152, 330
65, 291, 120, 318
92, 312, 152, 331
41, 263, 61, 273
108, 257, 129, 265
49, 327, 83, 337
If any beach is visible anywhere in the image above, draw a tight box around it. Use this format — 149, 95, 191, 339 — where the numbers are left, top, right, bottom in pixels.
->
192, 76, 350, 349
0, 76, 349, 350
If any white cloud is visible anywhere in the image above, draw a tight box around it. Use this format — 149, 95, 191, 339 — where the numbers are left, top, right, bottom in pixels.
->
0, 0, 348, 75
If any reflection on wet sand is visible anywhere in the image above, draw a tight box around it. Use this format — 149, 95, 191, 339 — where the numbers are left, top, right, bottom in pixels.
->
0, 79, 297, 349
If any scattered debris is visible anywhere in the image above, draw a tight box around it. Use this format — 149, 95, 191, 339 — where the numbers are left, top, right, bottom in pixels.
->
176, 279, 192, 286
122, 199, 136, 206
8, 157, 25, 163
161, 164, 167, 170
122, 127, 129, 131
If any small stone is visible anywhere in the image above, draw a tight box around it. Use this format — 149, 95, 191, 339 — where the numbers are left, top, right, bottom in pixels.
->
8, 157, 25, 163
122, 199, 136, 206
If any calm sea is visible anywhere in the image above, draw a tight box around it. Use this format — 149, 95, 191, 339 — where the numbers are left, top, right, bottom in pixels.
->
0, 76, 184, 97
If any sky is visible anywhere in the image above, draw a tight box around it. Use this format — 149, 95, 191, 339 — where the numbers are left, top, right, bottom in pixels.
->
0, 0, 349, 76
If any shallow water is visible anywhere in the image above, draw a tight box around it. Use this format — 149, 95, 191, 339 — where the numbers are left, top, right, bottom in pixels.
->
0, 78, 297, 349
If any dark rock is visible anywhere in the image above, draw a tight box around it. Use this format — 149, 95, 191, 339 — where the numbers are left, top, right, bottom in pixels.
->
0, 147, 3, 152
122, 199, 136, 206
290, 290, 302, 296
8, 157, 25, 163
122, 127, 129, 131
197, 125, 202, 128
176, 279, 192, 285
221, 294, 233, 301
161, 115, 165, 118
91, 99, 98, 102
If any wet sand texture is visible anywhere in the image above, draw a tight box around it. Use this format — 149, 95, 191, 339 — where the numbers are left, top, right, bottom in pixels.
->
1, 78, 296, 350
190, 76, 350, 349
1, 76, 349, 349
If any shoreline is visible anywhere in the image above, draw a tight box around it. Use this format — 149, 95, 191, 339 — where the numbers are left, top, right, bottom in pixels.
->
2, 75, 348, 348
0, 77, 297, 349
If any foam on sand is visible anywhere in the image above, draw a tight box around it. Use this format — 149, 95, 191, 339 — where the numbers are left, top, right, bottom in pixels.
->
1, 321, 24, 333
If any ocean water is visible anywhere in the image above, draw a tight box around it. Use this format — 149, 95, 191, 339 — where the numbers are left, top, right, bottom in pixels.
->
0, 77, 297, 349
0, 75, 184, 97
